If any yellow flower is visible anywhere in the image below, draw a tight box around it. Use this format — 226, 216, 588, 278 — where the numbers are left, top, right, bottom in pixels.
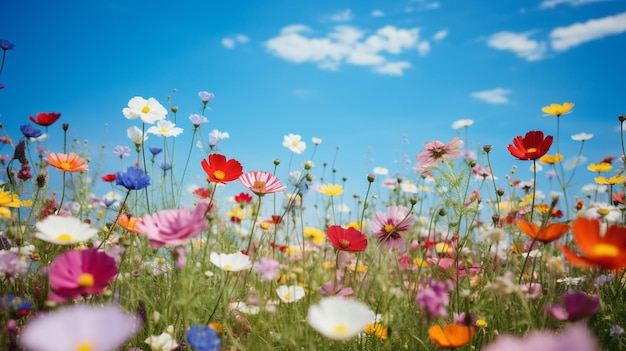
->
347, 221, 365, 231
476, 319, 488, 328
539, 153, 563, 165
413, 257, 430, 267
364, 323, 388, 340
318, 183, 344, 197
285, 246, 302, 255
595, 175, 626, 185
0, 191, 22, 208
535, 203, 550, 213
0, 207, 12, 218
587, 162, 612, 173
303, 227, 326, 245
542, 102, 574, 117
226, 206, 245, 221
435, 242, 452, 255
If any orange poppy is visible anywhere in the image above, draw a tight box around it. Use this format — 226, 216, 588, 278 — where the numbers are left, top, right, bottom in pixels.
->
46, 152, 89, 172
428, 323, 475, 348
517, 220, 569, 243
560, 217, 626, 270
117, 213, 142, 234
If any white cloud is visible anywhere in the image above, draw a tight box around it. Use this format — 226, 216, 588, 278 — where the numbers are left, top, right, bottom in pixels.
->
487, 31, 547, 61
371, 10, 385, 17
433, 29, 448, 41
471, 88, 513, 104
539, 0, 608, 8
292, 89, 315, 98
221, 38, 235, 49
221, 34, 249, 49
329, 9, 352, 22
550, 12, 626, 52
265, 24, 430, 76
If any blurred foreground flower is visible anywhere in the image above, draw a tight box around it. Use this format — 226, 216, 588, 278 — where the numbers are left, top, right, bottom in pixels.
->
560, 216, 626, 270
544, 291, 599, 322
19, 303, 142, 351
517, 220, 569, 243
306, 296, 373, 340
483, 322, 598, 351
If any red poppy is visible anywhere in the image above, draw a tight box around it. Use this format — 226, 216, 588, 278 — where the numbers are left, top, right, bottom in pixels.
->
507, 130, 553, 161
234, 192, 253, 204
327, 225, 368, 252
101, 173, 116, 182
201, 154, 243, 184
270, 242, 287, 252
29, 112, 61, 127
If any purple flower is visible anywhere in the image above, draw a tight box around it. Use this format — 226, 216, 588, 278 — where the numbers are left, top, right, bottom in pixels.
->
113, 145, 131, 158
19, 304, 142, 351
416, 278, 454, 320
0, 251, 27, 278
149, 146, 162, 156
594, 273, 614, 288
158, 161, 172, 172
0, 40, 14, 50
483, 323, 599, 351
189, 114, 208, 127
370, 205, 415, 251
20, 124, 42, 138
253, 257, 280, 281
116, 167, 151, 191
318, 280, 354, 297
198, 91, 215, 103
544, 292, 600, 322
610, 325, 624, 337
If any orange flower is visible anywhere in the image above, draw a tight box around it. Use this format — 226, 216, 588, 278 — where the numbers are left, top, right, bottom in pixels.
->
117, 213, 142, 234
517, 220, 569, 243
46, 152, 89, 172
560, 217, 626, 270
428, 323, 475, 348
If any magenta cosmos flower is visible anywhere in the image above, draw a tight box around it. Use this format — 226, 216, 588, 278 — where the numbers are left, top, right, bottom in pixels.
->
544, 292, 600, 322
239, 171, 286, 196
136, 201, 210, 248
370, 205, 415, 250
49, 248, 118, 303
415, 137, 463, 172
19, 303, 142, 351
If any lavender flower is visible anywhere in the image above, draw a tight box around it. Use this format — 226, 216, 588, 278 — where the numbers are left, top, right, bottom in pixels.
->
113, 145, 131, 158
189, 114, 208, 127
198, 91, 215, 104
253, 257, 280, 281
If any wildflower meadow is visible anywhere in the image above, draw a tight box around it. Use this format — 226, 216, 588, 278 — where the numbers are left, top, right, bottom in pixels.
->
2, 38, 626, 351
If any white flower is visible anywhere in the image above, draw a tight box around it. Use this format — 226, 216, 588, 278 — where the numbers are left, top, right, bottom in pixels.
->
283, 133, 306, 154
127, 126, 148, 145
307, 297, 374, 340
210, 251, 252, 271
147, 120, 183, 137
209, 129, 229, 141
382, 178, 398, 190
480, 227, 506, 243
123, 96, 168, 124
311, 137, 323, 145
571, 132, 594, 141
585, 202, 621, 223
451, 119, 474, 130
557, 276, 585, 286
337, 203, 351, 213
373, 167, 389, 175
34, 215, 98, 245
400, 181, 418, 194
276, 285, 306, 303
144, 332, 178, 351
229, 301, 260, 315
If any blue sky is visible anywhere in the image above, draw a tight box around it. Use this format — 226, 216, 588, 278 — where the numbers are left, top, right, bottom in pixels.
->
1, 0, 626, 215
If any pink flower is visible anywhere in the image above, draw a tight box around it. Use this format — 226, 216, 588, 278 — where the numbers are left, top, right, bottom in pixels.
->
239, 171, 286, 196
415, 137, 463, 172
370, 205, 415, 251
49, 248, 118, 303
136, 201, 209, 248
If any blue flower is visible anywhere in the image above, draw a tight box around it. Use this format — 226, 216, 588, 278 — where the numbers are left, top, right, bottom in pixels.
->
149, 146, 163, 156
186, 325, 221, 351
116, 167, 150, 191
0, 40, 15, 51
20, 125, 42, 138
158, 161, 172, 172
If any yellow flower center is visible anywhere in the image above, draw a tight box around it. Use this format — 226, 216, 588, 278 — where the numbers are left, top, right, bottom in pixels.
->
76, 342, 94, 351
292, 141, 299, 147
527, 148, 537, 153
159, 128, 169, 134
384, 224, 394, 233
253, 181, 267, 191
56, 233, 75, 242
339, 239, 350, 249
592, 243, 619, 258
223, 264, 233, 270
284, 292, 291, 300
213, 170, 225, 180
141, 105, 151, 114
334, 324, 349, 335
61, 162, 71, 170
77, 273, 95, 288
598, 208, 610, 216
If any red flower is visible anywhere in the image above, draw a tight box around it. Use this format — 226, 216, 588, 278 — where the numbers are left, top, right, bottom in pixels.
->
201, 154, 243, 184
507, 131, 553, 161
327, 225, 368, 252
101, 173, 116, 182
192, 187, 213, 199
29, 112, 61, 127
234, 192, 253, 204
